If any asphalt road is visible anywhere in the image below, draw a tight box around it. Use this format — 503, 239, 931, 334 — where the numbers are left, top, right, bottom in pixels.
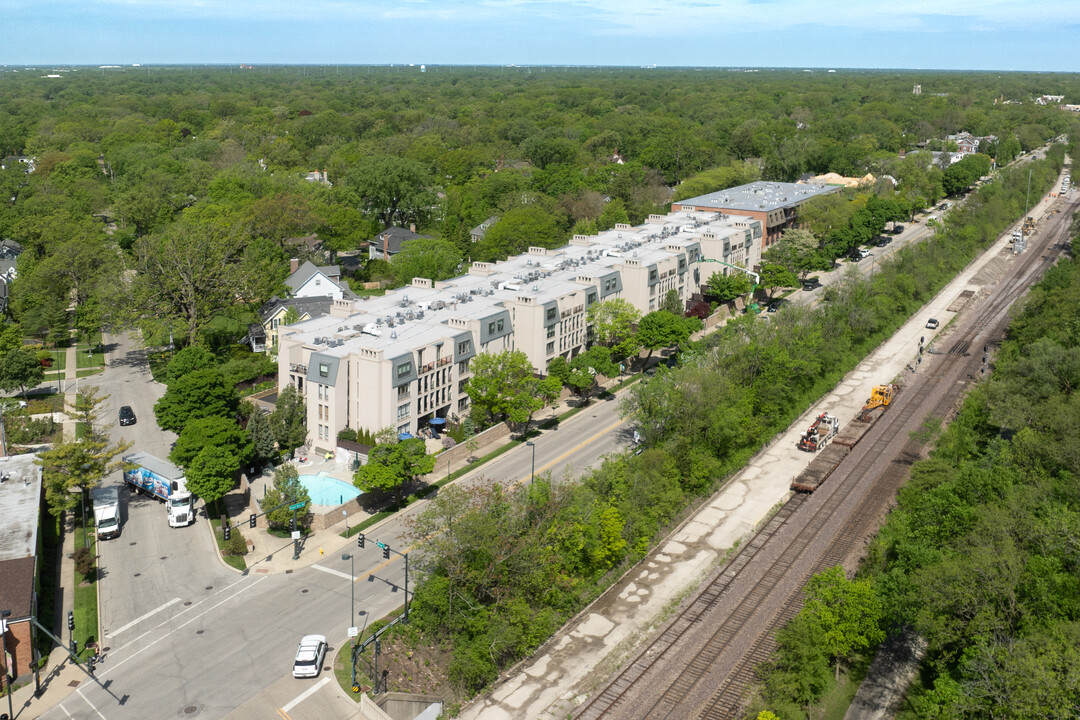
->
45, 339, 635, 720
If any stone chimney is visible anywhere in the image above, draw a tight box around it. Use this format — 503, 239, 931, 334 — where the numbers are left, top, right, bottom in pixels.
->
290, 258, 300, 273
382, 233, 389, 260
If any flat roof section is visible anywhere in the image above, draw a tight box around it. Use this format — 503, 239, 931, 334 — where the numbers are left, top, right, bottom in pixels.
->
675, 181, 840, 213
0, 454, 43, 561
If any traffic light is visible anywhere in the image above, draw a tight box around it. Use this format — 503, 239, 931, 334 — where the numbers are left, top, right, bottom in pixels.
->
67, 610, 75, 632
382, 545, 390, 560
290, 515, 297, 533
223, 523, 231, 541
249, 514, 257, 529
357, 532, 365, 548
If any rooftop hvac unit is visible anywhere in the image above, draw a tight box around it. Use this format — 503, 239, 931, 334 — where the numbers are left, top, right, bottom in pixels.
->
532, 284, 538, 292
417, 310, 425, 319
526, 259, 533, 266
391, 330, 397, 339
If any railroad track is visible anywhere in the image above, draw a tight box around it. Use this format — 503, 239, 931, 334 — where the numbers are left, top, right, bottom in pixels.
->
575, 193, 1078, 720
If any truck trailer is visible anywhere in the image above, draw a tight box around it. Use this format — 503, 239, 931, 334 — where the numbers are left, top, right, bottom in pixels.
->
91, 486, 121, 540
122, 451, 195, 528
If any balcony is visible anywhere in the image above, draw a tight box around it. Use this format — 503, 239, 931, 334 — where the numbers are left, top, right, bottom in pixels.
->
289, 363, 308, 374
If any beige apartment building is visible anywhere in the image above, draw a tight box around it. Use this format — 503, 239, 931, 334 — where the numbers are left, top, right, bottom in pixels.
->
277, 210, 764, 451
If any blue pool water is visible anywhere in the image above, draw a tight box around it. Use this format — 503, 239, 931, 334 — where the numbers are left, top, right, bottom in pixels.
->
298, 472, 362, 506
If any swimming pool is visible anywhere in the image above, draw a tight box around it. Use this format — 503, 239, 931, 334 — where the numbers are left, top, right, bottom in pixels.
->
298, 472, 362, 507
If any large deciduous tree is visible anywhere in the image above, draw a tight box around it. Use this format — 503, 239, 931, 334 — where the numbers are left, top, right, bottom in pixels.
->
344, 155, 434, 228
805, 566, 884, 680
758, 264, 799, 299
154, 367, 238, 433
353, 437, 435, 503
548, 346, 618, 405
473, 206, 564, 262
705, 271, 753, 305
636, 310, 700, 368
0, 347, 45, 399
134, 220, 244, 345
587, 299, 641, 362
184, 444, 238, 506
465, 350, 561, 433
169, 415, 253, 469
269, 384, 308, 454
391, 238, 462, 285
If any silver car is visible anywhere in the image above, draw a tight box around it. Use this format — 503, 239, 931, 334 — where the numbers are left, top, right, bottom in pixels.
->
292, 634, 327, 678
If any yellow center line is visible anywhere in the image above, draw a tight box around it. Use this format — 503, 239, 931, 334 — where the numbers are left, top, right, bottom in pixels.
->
352, 415, 629, 581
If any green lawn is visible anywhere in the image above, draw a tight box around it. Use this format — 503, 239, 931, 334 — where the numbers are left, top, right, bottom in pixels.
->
42, 348, 67, 382
72, 525, 99, 660
208, 513, 247, 571
76, 368, 104, 378
75, 334, 105, 369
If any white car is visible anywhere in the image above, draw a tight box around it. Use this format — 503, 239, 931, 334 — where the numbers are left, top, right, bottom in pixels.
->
292, 634, 327, 678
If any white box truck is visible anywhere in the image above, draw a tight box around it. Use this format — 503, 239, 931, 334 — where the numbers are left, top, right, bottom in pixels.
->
91, 486, 121, 540
122, 452, 195, 528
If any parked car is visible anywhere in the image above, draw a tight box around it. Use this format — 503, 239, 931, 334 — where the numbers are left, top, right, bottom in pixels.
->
767, 302, 781, 313
802, 277, 821, 291
292, 635, 327, 678
118, 406, 136, 426
892, 224, 905, 235
926, 318, 940, 330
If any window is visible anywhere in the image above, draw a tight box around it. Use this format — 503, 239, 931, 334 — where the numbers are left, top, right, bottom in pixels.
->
458, 340, 470, 355
272, 319, 280, 329
679, 258, 686, 271
398, 423, 409, 434
497, 319, 504, 332
397, 385, 409, 400
546, 341, 555, 354
546, 307, 557, 321
587, 292, 597, 304
397, 404, 410, 420
317, 385, 323, 400
315, 278, 321, 286
458, 359, 470, 374
397, 362, 412, 378
488, 321, 496, 334
547, 326, 555, 339
318, 363, 329, 378
649, 269, 658, 283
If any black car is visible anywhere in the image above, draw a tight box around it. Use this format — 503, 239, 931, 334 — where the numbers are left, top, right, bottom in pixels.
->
118, 405, 136, 426
892, 224, 905, 235
802, 277, 821, 291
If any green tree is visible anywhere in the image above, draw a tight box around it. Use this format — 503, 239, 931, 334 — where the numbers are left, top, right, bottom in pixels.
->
636, 310, 699, 368
465, 350, 561, 432
805, 566, 885, 680
391, 237, 462, 285
269, 384, 308, 454
548, 346, 618, 405
169, 415, 253, 469
764, 227, 826, 279
247, 409, 277, 465
344, 155, 434, 228
758, 263, 799, 299
133, 220, 245, 346
596, 198, 629, 232
153, 367, 238, 433
473, 206, 564, 262
35, 435, 131, 519
184, 444, 238, 506
0, 347, 45, 399
165, 345, 216, 384
660, 288, 683, 315
261, 464, 311, 528
587, 298, 642, 362
705, 271, 753, 304
353, 437, 435, 503
72, 385, 111, 442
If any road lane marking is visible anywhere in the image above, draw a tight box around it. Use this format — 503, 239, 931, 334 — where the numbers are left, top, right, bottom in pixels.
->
276, 710, 292, 720
516, 417, 628, 486
281, 676, 331, 713
58, 703, 73, 717
106, 597, 181, 637
108, 576, 251, 655
77, 688, 108, 720
101, 577, 267, 677
311, 564, 354, 581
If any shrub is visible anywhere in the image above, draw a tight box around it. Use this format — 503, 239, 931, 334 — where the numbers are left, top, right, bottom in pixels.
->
441, 436, 457, 450
73, 546, 95, 579
223, 533, 248, 556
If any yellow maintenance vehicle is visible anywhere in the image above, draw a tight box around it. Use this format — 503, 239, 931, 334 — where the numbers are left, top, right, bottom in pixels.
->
856, 384, 898, 422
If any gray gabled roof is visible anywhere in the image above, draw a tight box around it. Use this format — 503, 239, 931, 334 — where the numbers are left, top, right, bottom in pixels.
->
370, 226, 429, 255
470, 216, 499, 238
285, 260, 344, 293
258, 295, 335, 323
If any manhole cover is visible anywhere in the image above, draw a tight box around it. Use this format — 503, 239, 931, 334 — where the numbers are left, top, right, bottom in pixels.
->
183, 601, 192, 606
69, 680, 81, 687
285, 569, 293, 574
301, 588, 309, 594
180, 705, 202, 717
196, 630, 204, 635
204, 586, 213, 590
102, 646, 110, 652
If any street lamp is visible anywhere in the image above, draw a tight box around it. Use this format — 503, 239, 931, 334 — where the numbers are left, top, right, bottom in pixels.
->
1, 609, 13, 720
525, 441, 535, 486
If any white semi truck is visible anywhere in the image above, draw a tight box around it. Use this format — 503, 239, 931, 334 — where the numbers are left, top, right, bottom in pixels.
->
122, 452, 195, 528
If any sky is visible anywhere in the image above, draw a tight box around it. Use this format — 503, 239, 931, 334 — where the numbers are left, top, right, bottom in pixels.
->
3, 0, 1078, 72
